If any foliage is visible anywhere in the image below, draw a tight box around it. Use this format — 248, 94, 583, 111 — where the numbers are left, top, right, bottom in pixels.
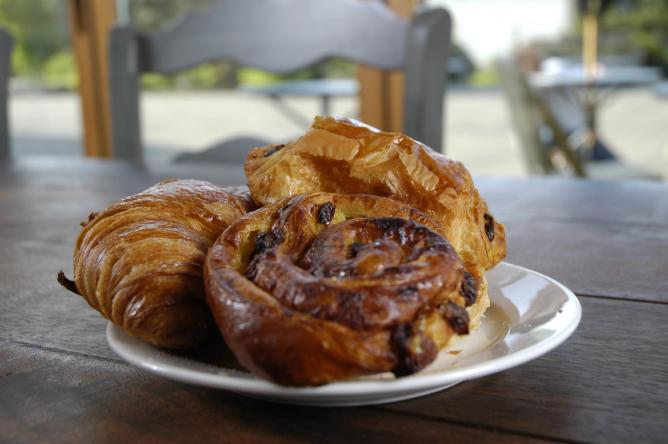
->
469, 66, 499, 87
237, 59, 355, 87
141, 62, 238, 90
140, 58, 355, 90
601, 0, 668, 72
0, 0, 70, 83
42, 49, 77, 89
129, 0, 216, 32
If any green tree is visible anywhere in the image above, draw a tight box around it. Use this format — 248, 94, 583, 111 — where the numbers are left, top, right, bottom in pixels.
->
0, 0, 70, 77
602, 0, 668, 72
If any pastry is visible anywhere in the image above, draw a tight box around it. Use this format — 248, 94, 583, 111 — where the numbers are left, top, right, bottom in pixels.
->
245, 116, 505, 270
244, 116, 505, 325
205, 192, 473, 386
58, 179, 247, 349
221, 185, 258, 212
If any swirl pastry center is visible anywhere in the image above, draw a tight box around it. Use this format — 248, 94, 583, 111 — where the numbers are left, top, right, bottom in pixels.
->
205, 193, 471, 385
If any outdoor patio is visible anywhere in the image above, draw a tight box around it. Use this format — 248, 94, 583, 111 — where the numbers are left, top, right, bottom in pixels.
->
10, 86, 666, 178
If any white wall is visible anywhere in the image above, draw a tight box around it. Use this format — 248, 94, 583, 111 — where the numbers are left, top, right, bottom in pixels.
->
427, 0, 573, 65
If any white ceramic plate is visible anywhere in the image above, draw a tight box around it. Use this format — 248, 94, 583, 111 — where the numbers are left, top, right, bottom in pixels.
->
107, 262, 581, 407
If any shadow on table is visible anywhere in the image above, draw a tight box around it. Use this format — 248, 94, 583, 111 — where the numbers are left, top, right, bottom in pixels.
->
173, 136, 272, 165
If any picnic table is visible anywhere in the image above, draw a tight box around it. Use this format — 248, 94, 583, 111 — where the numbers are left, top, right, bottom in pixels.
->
529, 63, 662, 162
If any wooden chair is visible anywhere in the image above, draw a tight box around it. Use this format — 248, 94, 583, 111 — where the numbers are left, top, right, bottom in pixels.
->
0, 29, 12, 159
497, 58, 585, 176
108, 0, 451, 165
497, 58, 657, 179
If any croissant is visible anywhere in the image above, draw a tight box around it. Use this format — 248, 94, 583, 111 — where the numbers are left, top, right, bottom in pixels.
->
244, 117, 506, 325
205, 192, 473, 386
58, 179, 248, 349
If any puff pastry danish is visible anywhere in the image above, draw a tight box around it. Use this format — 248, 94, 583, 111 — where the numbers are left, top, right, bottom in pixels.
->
58, 179, 247, 349
245, 116, 505, 271
205, 193, 473, 386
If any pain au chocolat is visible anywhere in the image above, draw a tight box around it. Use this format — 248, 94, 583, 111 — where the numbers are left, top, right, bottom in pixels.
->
244, 116, 506, 328
205, 193, 472, 386
58, 180, 248, 350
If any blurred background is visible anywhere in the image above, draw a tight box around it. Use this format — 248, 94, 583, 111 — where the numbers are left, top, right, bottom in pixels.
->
1, 0, 666, 178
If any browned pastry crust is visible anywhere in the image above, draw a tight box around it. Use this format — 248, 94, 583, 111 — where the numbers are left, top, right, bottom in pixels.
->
58, 179, 247, 350
244, 117, 505, 325
205, 193, 472, 386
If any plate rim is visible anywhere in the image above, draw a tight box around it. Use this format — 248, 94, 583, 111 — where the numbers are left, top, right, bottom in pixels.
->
106, 262, 582, 398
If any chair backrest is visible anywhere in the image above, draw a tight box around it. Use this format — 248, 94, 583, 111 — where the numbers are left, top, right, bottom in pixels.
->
109, 0, 451, 164
0, 29, 12, 159
497, 58, 585, 176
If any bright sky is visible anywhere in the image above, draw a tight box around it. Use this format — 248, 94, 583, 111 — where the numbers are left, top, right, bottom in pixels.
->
427, 0, 573, 66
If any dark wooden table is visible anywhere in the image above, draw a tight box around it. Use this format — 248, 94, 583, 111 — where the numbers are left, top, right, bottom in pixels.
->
2, 157, 667, 444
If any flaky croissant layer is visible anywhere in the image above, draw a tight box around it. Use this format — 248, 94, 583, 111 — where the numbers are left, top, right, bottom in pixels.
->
59, 179, 248, 349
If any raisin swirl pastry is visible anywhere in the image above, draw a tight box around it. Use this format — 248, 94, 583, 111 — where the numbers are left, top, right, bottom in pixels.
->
58, 180, 248, 350
244, 116, 506, 326
205, 193, 473, 386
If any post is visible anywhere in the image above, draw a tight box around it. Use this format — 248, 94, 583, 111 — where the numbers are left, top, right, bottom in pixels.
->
357, 0, 421, 133
582, 11, 598, 79
0, 30, 12, 159
68, 0, 116, 158
581, 0, 600, 158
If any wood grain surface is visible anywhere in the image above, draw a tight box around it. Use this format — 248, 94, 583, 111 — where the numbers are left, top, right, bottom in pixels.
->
1, 157, 667, 444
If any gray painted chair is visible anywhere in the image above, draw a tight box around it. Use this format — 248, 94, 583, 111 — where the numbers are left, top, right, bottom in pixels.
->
109, 0, 451, 165
0, 29, 12, 159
